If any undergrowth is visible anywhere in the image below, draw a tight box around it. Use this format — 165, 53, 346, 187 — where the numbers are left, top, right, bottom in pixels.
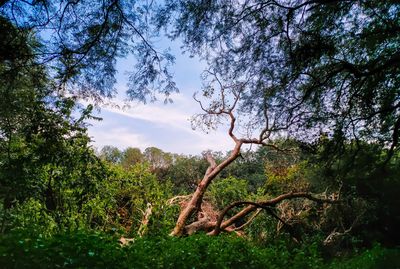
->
0, 231, 398, 269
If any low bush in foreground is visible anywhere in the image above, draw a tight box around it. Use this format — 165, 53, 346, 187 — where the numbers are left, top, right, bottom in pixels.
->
0, 231, 398, 268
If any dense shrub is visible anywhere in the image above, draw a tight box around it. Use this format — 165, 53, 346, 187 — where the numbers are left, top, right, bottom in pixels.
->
328, 244, 400, 269
207, 176, 249, 210
1, 231, 398, 269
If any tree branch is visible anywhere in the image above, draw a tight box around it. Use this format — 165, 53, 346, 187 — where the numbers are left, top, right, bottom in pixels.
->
211, 192, 339, 235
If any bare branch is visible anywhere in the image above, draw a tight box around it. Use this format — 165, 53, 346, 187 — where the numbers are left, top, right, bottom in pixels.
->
167, 195, 192, 205
193, 93, 209, 113
232, 208, 262, 231
137, 203, 152, 237
211, 192, 340, 235
204, 151, 217, 175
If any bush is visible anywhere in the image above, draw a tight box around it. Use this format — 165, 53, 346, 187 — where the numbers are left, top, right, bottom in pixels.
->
208, 176, 249, 210
1, 230, 398, 269
0, 231, 353, 269
328, 244, 400, 269
7, 198, 58, 237
0, 231, 124, 269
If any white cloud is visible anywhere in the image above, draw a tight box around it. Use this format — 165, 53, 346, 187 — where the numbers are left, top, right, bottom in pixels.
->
105, 104, 191, 132
89, 127, 150, 151
85, 89, 247, 155
98, 92, 209, 133
187, 130, 235, 153
83, 36, 242, 155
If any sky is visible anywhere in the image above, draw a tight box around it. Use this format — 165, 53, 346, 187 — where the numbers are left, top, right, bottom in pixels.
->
86, 41, 236, 155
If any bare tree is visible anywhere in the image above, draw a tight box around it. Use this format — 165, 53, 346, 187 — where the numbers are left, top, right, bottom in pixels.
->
170, 71, 339, 237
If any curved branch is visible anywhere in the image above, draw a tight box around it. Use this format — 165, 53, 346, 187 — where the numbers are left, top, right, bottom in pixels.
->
211, 192, 339, 235
204, 151, 217, 175
232, 208, 262, 231
170, 140, 243, 236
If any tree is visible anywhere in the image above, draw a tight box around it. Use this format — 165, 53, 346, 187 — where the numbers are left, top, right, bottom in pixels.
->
219, 148, 268, 192
121, 147, 143, 169
3, 1, 398, 153
156, 0, 400, 161
143, 147, 172, 177
0, 17, 55, 207
99, 145, 123, 164
100, 163, 174, 237
164, 154, 209, 193
169, 76, 338, 237
3, 0, 398, 245
153, 1, 399, 237
0, 1, 177, 102
0, 17, 110, 233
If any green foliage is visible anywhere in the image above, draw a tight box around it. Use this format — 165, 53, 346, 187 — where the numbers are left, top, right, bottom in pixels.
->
308, 140, 400, 246
208, 177, 249, 211
264, 161, 310, 195
121, 147, 143, 169
6, 199, 58, 237
328, 244, 400, 269
156, 0, 400, 151
245, 212, 278, 244
163, 154, 208, 193
98, 146, 123, 164
219, 150, 267, 192
104, 163, 175, 236
2, 231, 396, 269
0, 101, 111, 232
0, 231, 124, 269
0, 16, 113, 236
2, 163, 175, 237
0, 19, 175, 237
143, 147, 173, 178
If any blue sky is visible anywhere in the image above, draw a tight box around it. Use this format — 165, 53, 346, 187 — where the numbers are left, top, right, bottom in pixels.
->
86, 40, 236, 155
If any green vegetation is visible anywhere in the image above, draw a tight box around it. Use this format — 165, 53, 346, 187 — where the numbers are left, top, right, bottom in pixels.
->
1, 136, 399, 267
1, 1, 399, 268
1, 232, 399, 269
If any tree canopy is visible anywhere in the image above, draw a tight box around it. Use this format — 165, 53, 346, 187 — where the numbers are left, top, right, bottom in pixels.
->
2, 1, 398, 151
156, 0, 399, 160
0, 0, 177, 102
1, 1, 400, 267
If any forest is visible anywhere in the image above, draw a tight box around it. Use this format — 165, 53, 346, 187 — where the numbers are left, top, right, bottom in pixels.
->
0, 0, 399, 268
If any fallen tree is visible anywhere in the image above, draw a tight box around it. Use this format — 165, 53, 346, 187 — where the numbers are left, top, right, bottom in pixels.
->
169, 72, 340, 238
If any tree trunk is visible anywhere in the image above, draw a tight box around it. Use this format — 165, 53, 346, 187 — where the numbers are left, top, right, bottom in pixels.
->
170, 142, 243, 236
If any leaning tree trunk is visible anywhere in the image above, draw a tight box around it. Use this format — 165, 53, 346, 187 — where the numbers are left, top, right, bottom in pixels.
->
170, 141, 243, 236
169, 79, 282, 236
169, 76, 304, 236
